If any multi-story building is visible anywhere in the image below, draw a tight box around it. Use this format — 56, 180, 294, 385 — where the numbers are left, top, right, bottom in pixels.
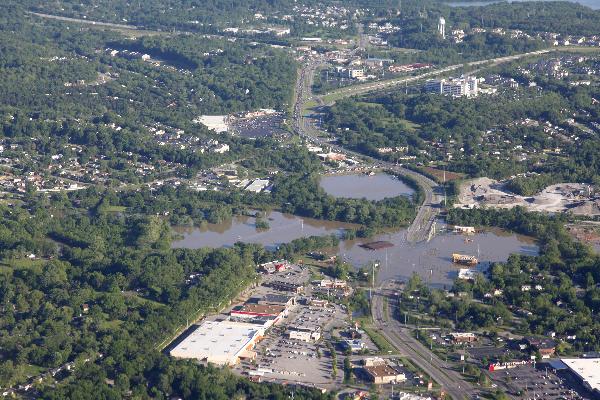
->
425, 77, 479, 97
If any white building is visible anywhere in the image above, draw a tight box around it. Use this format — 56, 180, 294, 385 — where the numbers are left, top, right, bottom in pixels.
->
561, 358, 600, 397
170, 320, 264, 366
425, 77, 479, 97
288, 326, 321, 342
244, 179, 270, 193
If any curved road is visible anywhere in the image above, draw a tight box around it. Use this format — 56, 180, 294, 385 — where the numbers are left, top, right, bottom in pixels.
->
292, 48, 553, 243
291, 48, 555, 399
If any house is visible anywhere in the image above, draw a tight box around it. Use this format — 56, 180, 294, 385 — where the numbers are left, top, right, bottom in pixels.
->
525, 337, 557, 358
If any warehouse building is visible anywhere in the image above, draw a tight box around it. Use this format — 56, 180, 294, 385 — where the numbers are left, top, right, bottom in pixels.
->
560, 358, 600, 399
170, 320, 264, 366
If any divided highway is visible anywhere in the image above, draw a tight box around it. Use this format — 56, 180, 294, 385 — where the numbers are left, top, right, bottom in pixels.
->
372, 282, 478, 400
291, 48, 555, 399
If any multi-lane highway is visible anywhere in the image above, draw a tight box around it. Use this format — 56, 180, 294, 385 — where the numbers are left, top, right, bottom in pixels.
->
292, 58, 443, 243
372, 282, 478, 400
290, 48, 558, 399
292, 48, 554, 243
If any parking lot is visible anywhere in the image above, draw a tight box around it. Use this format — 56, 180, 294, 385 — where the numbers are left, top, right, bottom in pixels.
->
489, 365, 588, 400
230, 113, 289, 139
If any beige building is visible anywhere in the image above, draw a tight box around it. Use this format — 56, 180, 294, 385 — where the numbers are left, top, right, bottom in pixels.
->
364, 364, 406, 384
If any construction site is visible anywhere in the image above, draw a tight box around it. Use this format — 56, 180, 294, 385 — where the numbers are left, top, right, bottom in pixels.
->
456, 177, 600, 216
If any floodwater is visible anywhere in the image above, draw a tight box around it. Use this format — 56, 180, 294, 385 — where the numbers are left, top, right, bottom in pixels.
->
446, 0, 600, 9
172, 211, 357, 250
337, 226, 538, 288
319, 173, 415, 201
172, 211, 538, 288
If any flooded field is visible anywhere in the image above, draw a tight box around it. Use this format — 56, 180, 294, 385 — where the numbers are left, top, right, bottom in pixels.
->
172, 211, 356, 250
172, 212, 538, 288
319, 173, 415, 201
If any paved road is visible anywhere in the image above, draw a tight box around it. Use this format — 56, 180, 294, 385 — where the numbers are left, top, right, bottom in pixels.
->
292, 48, 554, 243
322, 49, 552, 101
292, 58, 442, 243
290, 48, 558, 397
372, 282, 478, 400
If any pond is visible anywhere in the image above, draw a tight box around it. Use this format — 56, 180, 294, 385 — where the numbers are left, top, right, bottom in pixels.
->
319, 172, 415, 201
172, 212, 538, 288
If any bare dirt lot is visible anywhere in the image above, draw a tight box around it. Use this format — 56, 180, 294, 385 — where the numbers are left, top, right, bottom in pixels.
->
455, 177, 600, 216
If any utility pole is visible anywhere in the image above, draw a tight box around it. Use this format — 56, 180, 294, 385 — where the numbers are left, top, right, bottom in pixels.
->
443, 167, 447, 207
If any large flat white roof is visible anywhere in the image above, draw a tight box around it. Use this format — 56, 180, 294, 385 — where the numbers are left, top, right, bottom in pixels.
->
170, 320, 264, 365
561, 358, 600, 393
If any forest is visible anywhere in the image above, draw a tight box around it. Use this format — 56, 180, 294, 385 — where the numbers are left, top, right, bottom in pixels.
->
0, 193, 337, 399
322, 68, 600, 184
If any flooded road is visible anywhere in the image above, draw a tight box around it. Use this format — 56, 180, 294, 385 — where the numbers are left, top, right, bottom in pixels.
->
337, 226, 537, 288
319, 173, 414, 201
173, 211, 538, 287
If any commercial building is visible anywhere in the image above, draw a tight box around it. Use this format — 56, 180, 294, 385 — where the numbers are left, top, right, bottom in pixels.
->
245, 179, 270, 193
259, 293, 296, 307
448, 332, 477, 344
170, 320, 264, 366
425, 77, 479, 97
342, 339, 366, 353
265, 280, 304, 293
525, 337, 556, 358
560, 358, 600, 398
259, 260, 290, 274
230, 303, 288, 322
364, 363, 406, 384
288, 325, 322, 342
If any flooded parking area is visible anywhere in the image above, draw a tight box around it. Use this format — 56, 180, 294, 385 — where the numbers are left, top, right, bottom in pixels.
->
172, 211, 538, 287
319, 173, 415, 201
338, 226, 538, 288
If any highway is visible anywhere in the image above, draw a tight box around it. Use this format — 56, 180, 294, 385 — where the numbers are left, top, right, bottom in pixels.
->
292, 58, 443, 243
292, 48, 554, 243
372, 282, 478, 400
290, 48, 558, 398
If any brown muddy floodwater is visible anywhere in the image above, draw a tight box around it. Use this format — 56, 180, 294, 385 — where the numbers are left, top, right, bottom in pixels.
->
319, 173, 414, 201
172, 212, 538, 288
172, 211, 357, 250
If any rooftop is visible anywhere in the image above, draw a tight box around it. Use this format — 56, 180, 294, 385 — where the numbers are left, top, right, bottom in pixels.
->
364, 364, 403, 378
260, 294, 294, 305
561, 358, 600, 393
170, 320, 263, 365
233, 303, 287, 316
